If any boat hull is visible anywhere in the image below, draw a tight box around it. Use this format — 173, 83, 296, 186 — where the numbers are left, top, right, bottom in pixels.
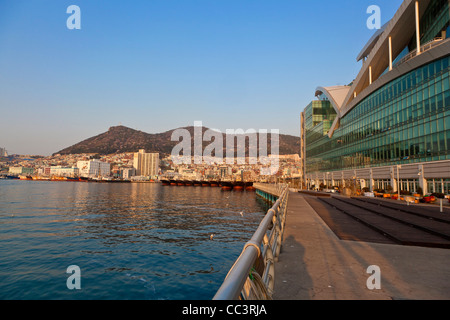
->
220, 181, 234, 191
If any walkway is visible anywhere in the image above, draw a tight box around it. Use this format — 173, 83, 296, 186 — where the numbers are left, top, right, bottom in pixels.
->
273, 192, 450, 300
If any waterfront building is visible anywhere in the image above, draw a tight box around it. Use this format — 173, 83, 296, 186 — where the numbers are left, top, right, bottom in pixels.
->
37, 167, 51, 176
219, 165, 232, 178
77, 159, 111, 177
301, 0, 450, 195
121, 167, 136, 179
133, 149, 159, 178
50, 166, 79, 177
8, 167, 34, 175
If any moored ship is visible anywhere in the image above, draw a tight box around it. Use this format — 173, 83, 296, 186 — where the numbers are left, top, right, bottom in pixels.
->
51, 176, 67, 181
193, 180, 202, 187
220, 181, 233, 191
233, 181, 245, 191
210, 180, 219, 187
201, 181, 210, 187
32, 176, 50, 181
245, 181, 256, 191
5, 175, 20, 180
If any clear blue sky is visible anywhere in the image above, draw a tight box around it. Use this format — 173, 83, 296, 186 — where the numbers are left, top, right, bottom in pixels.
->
0, 0, 403, 156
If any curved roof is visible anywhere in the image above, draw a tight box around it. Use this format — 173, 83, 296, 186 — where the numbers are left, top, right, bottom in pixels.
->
315, 86, 351, 118
309, 0, 450, 140
341, 0, 432, 112
315, 86, 351, 138
356, 22, 390, 62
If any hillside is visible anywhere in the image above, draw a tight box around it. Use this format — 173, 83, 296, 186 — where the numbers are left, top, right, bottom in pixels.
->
55, 125, 300, 156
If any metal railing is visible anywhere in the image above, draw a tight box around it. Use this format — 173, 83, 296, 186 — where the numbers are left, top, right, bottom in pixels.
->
393, 37, 446, 68
213, 186, 289, 300
253, 183, 287, 198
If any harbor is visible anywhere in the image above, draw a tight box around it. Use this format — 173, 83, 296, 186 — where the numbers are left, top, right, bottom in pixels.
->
0, 174, 260, 191
1, 0, 450, 305
160, 179, 256, 192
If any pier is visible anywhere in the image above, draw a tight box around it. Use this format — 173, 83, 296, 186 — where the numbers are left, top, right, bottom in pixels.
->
254, 183, 285, 204
213, 184, 289, 300
215, 185, 450, 300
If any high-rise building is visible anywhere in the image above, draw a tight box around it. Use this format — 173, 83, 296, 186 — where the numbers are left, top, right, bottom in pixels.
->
0, 147, 7, 157
133, 150, 160, 177
301, 0, 450, 194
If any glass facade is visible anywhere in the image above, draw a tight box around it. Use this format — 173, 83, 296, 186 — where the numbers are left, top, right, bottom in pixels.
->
420, 0, 449, 44
306, 56, 450, 173
304, 100, 337, 169
304, 100, 336, 132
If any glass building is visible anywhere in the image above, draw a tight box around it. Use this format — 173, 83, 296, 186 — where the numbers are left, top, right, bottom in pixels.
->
301, 0, 450, 195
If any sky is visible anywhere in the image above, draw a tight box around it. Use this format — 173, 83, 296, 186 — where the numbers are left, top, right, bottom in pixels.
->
0, 0, 403, 156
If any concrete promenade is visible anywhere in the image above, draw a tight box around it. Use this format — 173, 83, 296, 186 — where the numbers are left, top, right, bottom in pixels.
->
273, 191, 450, 300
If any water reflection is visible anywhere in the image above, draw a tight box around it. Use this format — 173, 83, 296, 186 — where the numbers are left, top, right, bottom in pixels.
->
0, 181, 269, 299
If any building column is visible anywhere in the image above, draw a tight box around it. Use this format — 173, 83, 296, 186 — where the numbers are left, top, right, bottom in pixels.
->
418, 164, 427, 194
369, 168, 375, 192
390, 166, 398, 192
415, 1, 421, 55
388, 36, 393, 71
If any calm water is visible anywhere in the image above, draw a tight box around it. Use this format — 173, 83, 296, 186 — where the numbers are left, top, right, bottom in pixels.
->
0, 180, 269, 300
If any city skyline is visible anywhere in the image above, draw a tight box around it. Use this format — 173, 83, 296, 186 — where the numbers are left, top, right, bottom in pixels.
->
0, 0, 403, 156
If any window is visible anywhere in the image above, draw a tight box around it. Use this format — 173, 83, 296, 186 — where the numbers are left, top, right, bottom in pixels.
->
306, 56, 450, 174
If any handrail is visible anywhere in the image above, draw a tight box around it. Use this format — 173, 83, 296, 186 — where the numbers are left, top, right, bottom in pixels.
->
253, 183, 287, 197
213, 186, 289, 300
393, 37, 445, 68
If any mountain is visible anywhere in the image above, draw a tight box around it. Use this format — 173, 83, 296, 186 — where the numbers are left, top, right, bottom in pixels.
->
54, 125, 300, 156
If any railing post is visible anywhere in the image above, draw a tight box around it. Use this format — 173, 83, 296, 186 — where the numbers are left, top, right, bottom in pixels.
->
262, 234, 275, 296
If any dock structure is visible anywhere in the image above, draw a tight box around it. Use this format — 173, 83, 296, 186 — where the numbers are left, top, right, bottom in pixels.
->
273, 191, 450, 300
253, 183, 285, 204
215, 185, 450, 300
